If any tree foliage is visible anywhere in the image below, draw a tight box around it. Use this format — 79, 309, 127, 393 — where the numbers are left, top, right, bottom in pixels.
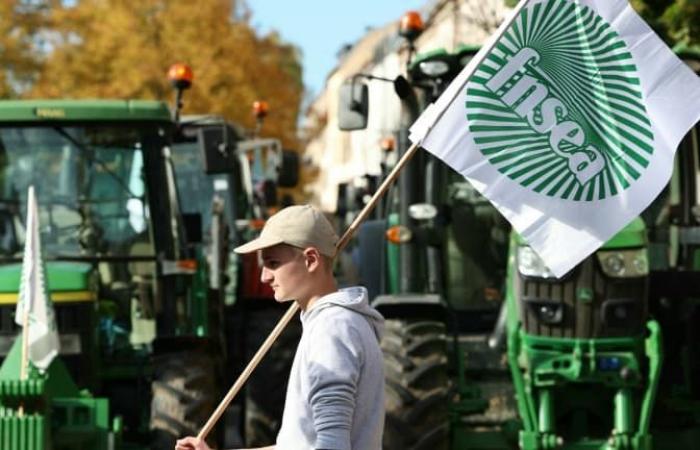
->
0, 0, 303, 148
502, 0, 700, 47
0, 0, 46, 97
630, 0, 700, 46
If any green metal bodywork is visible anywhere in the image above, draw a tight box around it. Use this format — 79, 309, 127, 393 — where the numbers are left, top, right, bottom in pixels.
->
0, 338, 115, 450
409, 47, 451, 68
512, 217, 647, 249
507, 321, 663, 450
602, 218, 647, 249
0, 263, 91, 293
505, 217, 666, 449
0, 100, 170, 122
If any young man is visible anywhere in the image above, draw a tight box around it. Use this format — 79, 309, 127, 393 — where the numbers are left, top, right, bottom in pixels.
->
176, 204, 385, 450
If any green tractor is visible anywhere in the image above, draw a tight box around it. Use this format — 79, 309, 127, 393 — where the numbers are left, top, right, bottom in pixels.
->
503, 47, 700, 450
339, 12, 700, 449
169, 108, 301, 447
339, 23, 517, 450
0, 99, 229, 450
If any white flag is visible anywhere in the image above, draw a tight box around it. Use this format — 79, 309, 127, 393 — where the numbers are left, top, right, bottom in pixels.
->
14, 186, 60, 371
410, 0, 700, 277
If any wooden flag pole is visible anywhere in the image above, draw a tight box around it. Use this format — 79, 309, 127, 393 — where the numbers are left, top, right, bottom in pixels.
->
196, 141, 421, 442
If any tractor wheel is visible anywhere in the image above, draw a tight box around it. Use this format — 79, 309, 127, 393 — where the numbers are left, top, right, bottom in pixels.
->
244, 307, 302, 446
382, 319, 450, 450
150, 351, 221, 450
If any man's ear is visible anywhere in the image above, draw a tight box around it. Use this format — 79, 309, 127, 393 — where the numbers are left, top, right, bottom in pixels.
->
303, 247, 321, 272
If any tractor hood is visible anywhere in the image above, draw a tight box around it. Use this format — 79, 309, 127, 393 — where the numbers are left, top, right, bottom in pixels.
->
601, 217, 647, 249
0, 262, 94, 304
513, 217, 647, 249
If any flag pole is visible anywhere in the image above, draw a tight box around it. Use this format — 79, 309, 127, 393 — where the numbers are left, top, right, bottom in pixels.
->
196, 141, 421, 442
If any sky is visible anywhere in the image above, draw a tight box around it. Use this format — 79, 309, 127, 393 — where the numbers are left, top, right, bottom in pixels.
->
248, 0, 427, 98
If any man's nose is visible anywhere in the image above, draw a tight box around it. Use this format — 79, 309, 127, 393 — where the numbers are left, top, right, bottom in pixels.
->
260, 267, 273, 283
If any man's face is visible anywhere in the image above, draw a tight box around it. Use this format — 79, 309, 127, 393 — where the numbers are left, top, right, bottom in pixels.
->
260, 245, 309, 302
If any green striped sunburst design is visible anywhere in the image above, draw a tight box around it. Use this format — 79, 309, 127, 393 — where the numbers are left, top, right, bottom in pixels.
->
465, 0, 653, 201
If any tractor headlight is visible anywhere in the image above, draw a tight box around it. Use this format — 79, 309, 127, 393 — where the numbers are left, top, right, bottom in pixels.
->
517, 246, 556, 279
418, 60, 450, 77
596, 249, 648, 278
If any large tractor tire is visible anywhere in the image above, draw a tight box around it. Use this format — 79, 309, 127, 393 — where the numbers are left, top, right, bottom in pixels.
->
244, 307, 302, 446
150, 351, 221, 450
382, 319, 450, 450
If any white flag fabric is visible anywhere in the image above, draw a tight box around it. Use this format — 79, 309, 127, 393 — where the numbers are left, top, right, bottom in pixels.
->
14, 186, 60, 371
409, 0, 700, 277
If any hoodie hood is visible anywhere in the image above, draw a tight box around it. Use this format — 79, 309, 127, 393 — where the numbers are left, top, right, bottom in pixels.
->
302, 286, 384, 340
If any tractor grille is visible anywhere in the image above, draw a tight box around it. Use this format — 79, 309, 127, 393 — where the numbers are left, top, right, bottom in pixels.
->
516, 256, 647, 338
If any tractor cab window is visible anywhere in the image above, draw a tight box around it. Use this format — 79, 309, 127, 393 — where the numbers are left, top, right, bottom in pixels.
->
0, 125, 154, 258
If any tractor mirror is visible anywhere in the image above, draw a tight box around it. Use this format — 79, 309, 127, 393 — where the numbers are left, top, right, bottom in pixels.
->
338, 81, 369, 131
277, 150, 300, 188
393, 75, 412, 100
182, 212, 203, 244
198, 124, 237, 174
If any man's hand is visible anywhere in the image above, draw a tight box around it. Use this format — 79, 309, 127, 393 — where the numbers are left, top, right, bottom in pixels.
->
175, 437, 211, 450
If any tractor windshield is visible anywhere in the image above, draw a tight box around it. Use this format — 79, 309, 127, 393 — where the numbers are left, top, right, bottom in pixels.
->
0, 125, 153, 258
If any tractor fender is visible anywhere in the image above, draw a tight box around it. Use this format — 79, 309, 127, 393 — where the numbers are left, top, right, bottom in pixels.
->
371, 293, 448, 323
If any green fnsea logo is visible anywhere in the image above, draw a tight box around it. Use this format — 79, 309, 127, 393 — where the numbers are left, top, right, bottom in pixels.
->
466, 0, 653, 201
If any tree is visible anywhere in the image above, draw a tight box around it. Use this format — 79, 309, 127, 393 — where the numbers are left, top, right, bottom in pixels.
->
22, 0, 303, 148
0, 0, 46, 98
630, 0, 700, 46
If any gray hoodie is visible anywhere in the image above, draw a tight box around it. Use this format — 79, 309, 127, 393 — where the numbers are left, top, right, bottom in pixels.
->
276, 286, 385, 450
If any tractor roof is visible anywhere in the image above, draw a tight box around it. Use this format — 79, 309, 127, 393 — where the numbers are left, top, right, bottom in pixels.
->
0, 99, 172, 122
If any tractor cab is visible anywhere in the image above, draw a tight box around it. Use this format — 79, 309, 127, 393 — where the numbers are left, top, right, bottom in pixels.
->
0, 101, 179, 363
0, 100, 214, 449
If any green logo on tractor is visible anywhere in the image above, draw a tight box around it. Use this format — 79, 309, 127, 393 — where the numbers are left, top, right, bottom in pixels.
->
466, 0, 654, 201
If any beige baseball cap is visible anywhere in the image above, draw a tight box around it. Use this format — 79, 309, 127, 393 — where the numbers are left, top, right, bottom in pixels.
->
234, 205, 339, 257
